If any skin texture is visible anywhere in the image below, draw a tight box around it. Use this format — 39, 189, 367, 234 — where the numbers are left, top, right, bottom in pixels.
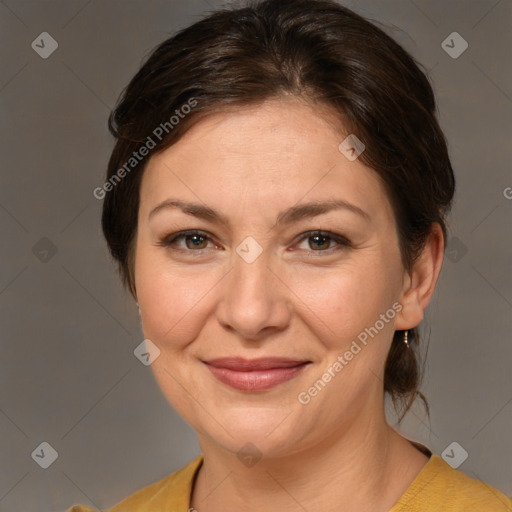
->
134, 97, 444, 511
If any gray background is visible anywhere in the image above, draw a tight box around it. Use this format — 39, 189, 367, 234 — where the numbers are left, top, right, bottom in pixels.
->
0, 0, 511, 511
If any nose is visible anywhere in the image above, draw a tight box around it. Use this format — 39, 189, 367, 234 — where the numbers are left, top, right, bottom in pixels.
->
216, 246, 292, 342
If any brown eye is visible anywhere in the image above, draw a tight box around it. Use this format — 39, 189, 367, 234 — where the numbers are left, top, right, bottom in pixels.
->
183, 233, 209, 250
295, 230, 351, 254
309, 234, 331, 250
158, 230, 215, 251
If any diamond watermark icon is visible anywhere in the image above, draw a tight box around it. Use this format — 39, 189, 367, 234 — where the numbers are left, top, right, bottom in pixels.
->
442, 441, 468, 469
338, 134, 365, 161
31, 32, 58, 59
441, 32, 468, 59
237, 442, 262, 468
236, 236, 263, 264
31, 441, 58, 469
446, 236, 468, 263
134, 339, 161, 366
32, 237, 58, 263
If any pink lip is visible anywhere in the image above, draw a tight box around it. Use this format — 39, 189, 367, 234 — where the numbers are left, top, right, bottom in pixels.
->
203, 357, 310, 391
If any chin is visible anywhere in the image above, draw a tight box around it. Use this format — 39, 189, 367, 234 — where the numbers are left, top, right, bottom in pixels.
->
196, 404, 310, 459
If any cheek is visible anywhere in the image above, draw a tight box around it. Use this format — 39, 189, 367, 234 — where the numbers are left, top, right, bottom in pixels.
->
136, 260, 219, 346
290, 258, 399, 347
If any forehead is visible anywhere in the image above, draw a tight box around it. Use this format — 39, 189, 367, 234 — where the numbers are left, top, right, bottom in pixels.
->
140, 98, 393, 225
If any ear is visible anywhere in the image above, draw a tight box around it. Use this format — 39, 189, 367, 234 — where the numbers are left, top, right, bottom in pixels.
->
394, 223, 445, 330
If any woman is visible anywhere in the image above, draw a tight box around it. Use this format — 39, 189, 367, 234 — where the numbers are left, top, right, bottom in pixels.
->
69, 0, 512, 510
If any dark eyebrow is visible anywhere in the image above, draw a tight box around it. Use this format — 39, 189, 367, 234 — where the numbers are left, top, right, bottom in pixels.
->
148, 198, 370, 225
276, 199, 370, 224
148, 199, 230, 226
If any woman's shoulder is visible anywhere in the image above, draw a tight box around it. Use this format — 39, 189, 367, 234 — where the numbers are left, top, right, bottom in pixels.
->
66, 452, 511, 512
66, 455, 203, 512
391, 454, 512, 512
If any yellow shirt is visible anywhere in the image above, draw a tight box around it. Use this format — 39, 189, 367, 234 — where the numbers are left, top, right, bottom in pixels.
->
67, 454, 512, 512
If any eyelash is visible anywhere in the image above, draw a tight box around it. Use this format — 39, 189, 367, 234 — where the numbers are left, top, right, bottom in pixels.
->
156, 229, 352, 256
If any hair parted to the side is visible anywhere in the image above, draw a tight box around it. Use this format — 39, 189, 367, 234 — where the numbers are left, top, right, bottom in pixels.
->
101, 0, 455, 421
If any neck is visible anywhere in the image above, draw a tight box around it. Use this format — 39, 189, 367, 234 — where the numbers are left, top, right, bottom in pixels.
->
190, 405, 428, 512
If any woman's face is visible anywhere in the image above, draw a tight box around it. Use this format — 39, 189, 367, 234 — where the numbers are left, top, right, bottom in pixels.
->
134, 98, 414, 458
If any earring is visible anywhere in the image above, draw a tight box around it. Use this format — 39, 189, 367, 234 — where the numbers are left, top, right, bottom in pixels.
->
404, 330, 409, 348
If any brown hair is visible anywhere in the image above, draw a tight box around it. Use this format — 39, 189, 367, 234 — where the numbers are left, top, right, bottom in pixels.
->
101, 0, 455, 419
